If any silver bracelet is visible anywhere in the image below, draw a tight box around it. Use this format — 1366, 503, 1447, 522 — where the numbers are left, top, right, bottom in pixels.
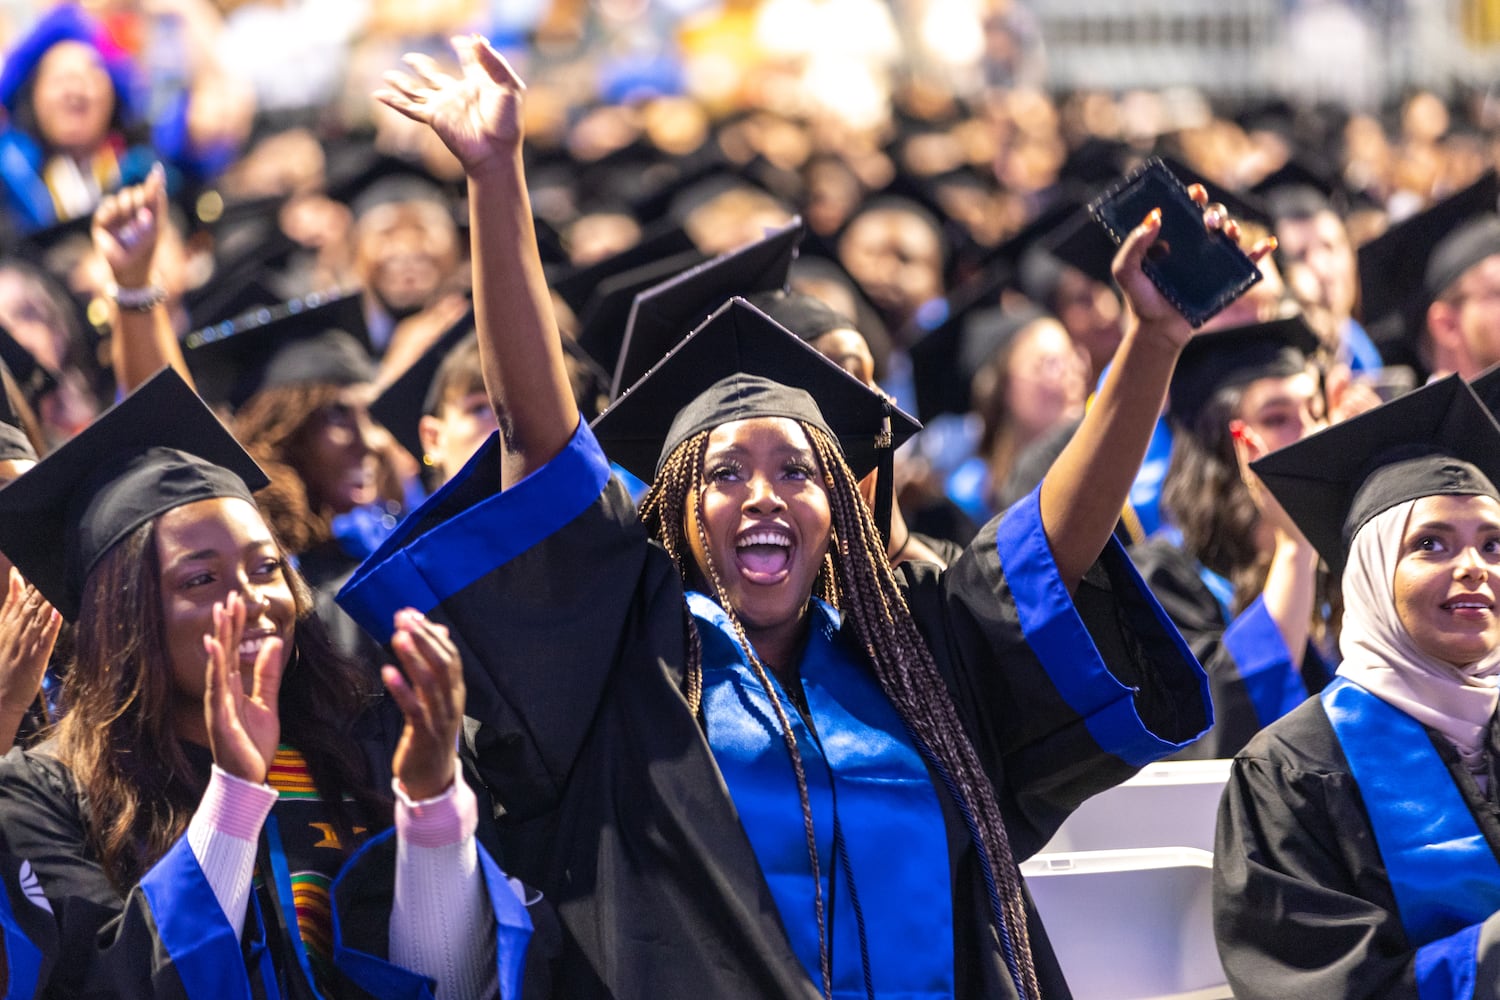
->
106, 283, 166, 312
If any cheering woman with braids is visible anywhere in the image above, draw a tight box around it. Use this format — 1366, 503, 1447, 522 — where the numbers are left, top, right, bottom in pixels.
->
340, 37, 1236, 1000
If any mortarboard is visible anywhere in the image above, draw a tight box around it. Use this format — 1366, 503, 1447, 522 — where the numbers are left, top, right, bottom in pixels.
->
0, 325, 58, 406
182, 290, 372, 410
0, 356, 38, 463
612, 217, 804, 398
0, 366, 269, 619
1157, 156, 1273, 229
369, 308, 476, 463
573, 248, 705, 375
1166, 315, 1320, 434
1252, 374, 1500, 574
1356, 170, 1500, 369
908, 263, 1028, 422
592, 297, 920, 483
551, 222, 698, 315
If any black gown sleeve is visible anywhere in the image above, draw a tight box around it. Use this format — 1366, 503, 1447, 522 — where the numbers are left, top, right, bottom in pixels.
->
1130, 537, 1317, 760
338, 423, 669, 821
902, 484, 1212, 859
0, 747, 254, 999
1213, 701, 1500, 1000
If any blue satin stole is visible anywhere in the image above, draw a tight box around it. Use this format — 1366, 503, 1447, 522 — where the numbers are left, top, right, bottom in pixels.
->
1322, 677, 1500, 945
690, 593, 955, 999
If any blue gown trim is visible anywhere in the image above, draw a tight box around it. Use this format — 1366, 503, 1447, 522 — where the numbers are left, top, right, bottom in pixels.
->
1321, 678, 1500, 947
996, 486, 1210, 766
339, 417, 609, 642
691, 593, 955, 998
264, 814, 326, 999
0, 862, 43, 1000
139, 836, 254, 1000
1414, 923, 1480, 1000
1222, 596, 1307, 728
330, 829, 534, 999
1195, 564, 1234, 621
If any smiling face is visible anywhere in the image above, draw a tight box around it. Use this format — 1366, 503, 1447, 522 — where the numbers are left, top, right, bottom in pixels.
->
685, 417, 833, 652
156, 497, 296, 735
1393, 493, 1500, 669
291, 387, 379, 515
31, 40, 115, 157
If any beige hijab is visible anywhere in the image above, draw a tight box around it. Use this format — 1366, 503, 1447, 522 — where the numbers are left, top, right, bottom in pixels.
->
1338, 500, 1500, 774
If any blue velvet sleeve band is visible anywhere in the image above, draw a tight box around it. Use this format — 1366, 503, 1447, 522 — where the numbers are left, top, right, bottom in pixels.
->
339, 419, 612, 643
994, 485, 1210, 767
1221, 596, 1307, 729
138, 837, 254, 1000
1415, 923, 1480, 1000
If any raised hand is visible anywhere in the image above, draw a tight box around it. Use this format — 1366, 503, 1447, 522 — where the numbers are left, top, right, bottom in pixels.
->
92, 162, 166, 289
0, 568, 60, 750
1111, 184, 1279, 349
203, 591, 284, 784
374, 35, 527, 178
382, 609, 463, 801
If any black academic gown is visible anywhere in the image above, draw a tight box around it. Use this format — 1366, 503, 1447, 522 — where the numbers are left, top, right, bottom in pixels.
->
1131, 537, 1332, 759
338, 420, 1211, 1000
1214, 694, 1500, 1000
0, 703, 556, 999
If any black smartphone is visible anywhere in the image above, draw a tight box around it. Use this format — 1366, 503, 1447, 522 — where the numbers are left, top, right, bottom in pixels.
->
1090, 157, 1262, 328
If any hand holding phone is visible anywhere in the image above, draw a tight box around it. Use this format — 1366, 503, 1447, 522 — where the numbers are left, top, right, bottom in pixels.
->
1091, 157, 1263, 328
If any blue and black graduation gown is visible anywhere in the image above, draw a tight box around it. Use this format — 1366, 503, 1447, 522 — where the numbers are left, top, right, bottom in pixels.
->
1214, 678, 1500, 999
0, 711, 554, 1000
1130, 535, 1332, 759
338, 419, 1211, 1000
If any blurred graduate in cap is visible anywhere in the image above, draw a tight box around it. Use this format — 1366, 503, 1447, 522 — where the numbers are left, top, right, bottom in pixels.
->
1132, 316, 1336, 759
1215, 375, 1500, 1000
340, 37, 1238, 1000
1357, 170, 1500, 380
0, 6, 165, 238
0, 367, 550, 999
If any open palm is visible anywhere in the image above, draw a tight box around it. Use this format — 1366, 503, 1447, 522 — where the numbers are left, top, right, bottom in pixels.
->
375, 35, 526, 177
203, 592, 284, 784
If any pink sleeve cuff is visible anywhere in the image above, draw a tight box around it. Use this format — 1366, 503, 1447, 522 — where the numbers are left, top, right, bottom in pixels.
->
393, 770, 477, 849
202, 765, 278, 841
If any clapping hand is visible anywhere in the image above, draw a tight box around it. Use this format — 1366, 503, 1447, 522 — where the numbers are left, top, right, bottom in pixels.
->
383, 609, 463, 801
203, 591, 284, 784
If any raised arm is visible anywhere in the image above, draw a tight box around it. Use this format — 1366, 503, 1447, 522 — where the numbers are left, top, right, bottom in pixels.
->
1040, 198, 1275, 591
94, 164, 194, 395
376, 36, 576, 490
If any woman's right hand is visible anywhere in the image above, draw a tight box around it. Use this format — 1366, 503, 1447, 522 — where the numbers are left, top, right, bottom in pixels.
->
92, 163, 166, 290
374, 34, 527, 179
202, 591, 284, 785
0, 568, 60, 748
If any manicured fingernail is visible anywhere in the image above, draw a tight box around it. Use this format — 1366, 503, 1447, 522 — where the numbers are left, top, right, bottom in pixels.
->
1146, 208, 1161, 227
1265, 235, 1279, 252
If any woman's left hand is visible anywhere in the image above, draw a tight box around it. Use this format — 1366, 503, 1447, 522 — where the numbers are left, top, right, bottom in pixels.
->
1111, 185, 1278, 350
383, 609, 463, 801
92, 162, 166, 290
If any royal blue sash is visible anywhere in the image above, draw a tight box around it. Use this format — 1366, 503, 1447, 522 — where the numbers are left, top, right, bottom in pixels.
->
1321, 677, 1500, 945
692, 593, 955, 999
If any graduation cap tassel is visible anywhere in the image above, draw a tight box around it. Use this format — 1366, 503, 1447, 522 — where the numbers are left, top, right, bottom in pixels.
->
875, 408, 895, 550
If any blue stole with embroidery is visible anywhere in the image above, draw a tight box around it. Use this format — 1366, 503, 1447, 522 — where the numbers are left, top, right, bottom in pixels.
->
1321, 677, 1500, 945
691, 592, 955, 998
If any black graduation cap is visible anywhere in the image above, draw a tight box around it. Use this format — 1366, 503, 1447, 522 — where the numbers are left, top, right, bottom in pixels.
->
908, 263, 1028, 421
1029, 207, 1119, 290
1157, 156, 1273, 229
182, 290, 373, 409
573, 248, 704, 376
0, 356, 38, 463
1356, 170, 1500, 367
8, 214, 93, 270
327, 149, 459, 221
592, 297, 920, 483
551, 222, 698, 315
0, 367, 269, 620
1166, 315, 1320, 432
369, 308, 476, 462
1251, 159, 1338, 204
1252, 374, 1500, 575
612, 217, 804, 398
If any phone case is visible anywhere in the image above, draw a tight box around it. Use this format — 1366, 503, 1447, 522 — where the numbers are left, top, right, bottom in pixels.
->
1089, 157, 1262, 328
